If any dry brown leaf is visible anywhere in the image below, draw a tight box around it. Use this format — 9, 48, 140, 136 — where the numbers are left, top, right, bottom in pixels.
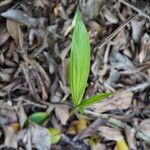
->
138, 119, 150, 139
91, 92, 133, 113
89, 20, 103, 43
6, 19, 24, 47
106, 68, 120, 86
3, 125, 18, 149
98, 126, 122, 140
61, 59, 69, 86
109, 50, 133, 70
55, 105, 69, 125
1, 9, 38, 27
17, 123, 51, 150
0, 27, 10, 46
103, 8, 118, 24
68, 118, 88, 135
80, 0, 111, 19
0, 108, 18, 125
17, 106, 27, 128
126, 127, 137, 150
54, 3, 68, 19
0, 71, 11, 82
131, 16, 145, 43
31, 124, 51, 150
75, 118, 106, 140
10, 123, 20, 133
33, 0, 50, 9
139, 33, 150, 63
63, 20, 74, 36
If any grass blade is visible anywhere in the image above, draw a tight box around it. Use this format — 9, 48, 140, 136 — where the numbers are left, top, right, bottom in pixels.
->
69, 10, 90, 106
76, 93, 112, 109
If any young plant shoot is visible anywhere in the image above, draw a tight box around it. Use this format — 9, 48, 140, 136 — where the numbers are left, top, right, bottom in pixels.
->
69, 10, 90, 106
69, 10, 111, 108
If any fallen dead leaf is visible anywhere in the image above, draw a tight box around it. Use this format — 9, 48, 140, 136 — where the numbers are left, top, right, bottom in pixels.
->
80, 0, 111, 19
68, 118, 88, 135
55, 105, 69, 125
3, 124, 18, 149
17, 106, 27, 128
98, 126, 122, 141
17, 123, 51, 150
91, 92, 133, 113
0, 27, 10, 46
138, 119, 150, 139
0, 108, 18, 125
131, 16, 145, 43
139, 33, 150, 63
6, 19, 24, 47
1, 9, 38, 27
103, 8, 118, 24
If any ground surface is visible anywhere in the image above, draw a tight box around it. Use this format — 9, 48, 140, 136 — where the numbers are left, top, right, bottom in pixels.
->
0, 0, 150, 150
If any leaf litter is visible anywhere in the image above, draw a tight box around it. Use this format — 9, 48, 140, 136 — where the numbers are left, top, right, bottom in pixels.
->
0, 0, 150, 150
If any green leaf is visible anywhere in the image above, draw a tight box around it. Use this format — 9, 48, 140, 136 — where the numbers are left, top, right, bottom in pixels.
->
28, 112, 49, 125
49, 128, 62, 144
76, 93, 112, 109
69, 10, 90, 106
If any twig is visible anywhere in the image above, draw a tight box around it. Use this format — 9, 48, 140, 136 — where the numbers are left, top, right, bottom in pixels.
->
95, 14, 136, 50
125, 82, 150, 93
84, 110, 127, 129
82, 110, 150, 144
118, 0, 150, 20
74, 110, 130, 140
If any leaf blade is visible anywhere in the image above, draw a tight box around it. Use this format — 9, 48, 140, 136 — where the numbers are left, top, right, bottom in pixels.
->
69, 10, 90, 106
28, 112, 49, 125
76, 93, 112, 109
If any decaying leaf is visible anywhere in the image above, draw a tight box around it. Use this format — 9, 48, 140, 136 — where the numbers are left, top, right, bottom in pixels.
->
126, 127, 137, 150
17, 123, 51, 150
6, 19, 24, 47
75, 117, 107, 140
0, 26, 10, 46
98, 126, 122, 141
79, 0, 111, 19
91, 92, 133, 113
68, 118, 88, 134
98, 126, 129, 149
33, 0, 50, 9
17, 106, 27, 128
131, 16, 145, 43
1, 9, 38, 27
49, 128, 62, 144
3, 124, 19, 149
55, 105, 69, 125
139, 33, 150, 63
103, 8, 119, 24
0, 108, 18, 125
137, 119, 150, 143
